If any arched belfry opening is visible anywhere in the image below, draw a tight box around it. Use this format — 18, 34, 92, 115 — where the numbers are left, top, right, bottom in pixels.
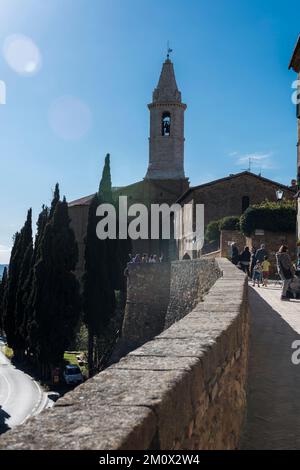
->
162, 112, 171, 136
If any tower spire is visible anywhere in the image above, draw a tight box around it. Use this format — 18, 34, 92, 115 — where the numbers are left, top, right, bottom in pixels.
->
145, 56, 187, 180
153, 56, 181, 104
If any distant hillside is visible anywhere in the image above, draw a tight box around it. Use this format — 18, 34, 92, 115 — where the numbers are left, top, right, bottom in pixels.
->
0, 265, 8, 278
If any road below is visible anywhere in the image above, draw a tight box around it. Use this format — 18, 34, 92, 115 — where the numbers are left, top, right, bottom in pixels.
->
0, 346, 48, 434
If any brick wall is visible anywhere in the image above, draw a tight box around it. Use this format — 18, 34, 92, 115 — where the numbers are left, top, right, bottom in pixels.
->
0, 259, 249, 450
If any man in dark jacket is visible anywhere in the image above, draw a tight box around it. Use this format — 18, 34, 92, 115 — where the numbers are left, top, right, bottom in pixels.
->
230, 242, 239, 265
255, 244, 267, 263
276, 245, 294, 300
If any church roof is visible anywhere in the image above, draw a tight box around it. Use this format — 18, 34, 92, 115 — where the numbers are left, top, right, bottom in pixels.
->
68, 182, 144, 207
152, 59, 182, 103
177, 171, 297, 203
289, 35, 300, 73
68, 194, 95, 207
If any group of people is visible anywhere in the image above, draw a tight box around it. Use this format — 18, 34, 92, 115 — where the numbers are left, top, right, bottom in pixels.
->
128, 253, 164, 264
230, 242, 299, 300
230, 243, 270, 283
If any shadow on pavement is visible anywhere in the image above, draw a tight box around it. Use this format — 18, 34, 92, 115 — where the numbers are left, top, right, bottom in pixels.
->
241, 287, 300, 449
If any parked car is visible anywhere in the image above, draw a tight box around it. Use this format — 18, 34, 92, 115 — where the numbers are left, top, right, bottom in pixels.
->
63, 365, 83, 385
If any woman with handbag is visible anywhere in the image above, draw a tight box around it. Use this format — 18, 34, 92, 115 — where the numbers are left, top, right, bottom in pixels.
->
276, 245, 294, 301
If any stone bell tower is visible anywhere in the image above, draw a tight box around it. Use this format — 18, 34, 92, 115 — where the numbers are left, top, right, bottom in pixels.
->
145, 56, 187, 180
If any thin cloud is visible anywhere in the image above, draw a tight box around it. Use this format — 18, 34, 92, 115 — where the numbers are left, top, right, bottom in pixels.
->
229, 151, 275, 170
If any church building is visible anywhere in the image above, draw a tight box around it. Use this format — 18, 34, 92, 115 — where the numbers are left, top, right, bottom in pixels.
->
69, 56, 189, 276
69, 54, 296, 275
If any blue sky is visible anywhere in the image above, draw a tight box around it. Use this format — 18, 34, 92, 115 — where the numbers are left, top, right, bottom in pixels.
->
0, 0, 299, 263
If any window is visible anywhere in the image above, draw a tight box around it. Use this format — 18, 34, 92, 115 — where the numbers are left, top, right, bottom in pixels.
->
162, 112, 171, 136
242, 196, 250, 212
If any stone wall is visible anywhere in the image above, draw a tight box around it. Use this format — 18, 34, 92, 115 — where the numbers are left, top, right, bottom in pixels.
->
220, 230, 247, 258
246, 230, 297, 272
0, 258, 249, 450
178, 173, 295, 229
221, 229, 297, 274
164, 259, 221, 328
121, 263, 171, 352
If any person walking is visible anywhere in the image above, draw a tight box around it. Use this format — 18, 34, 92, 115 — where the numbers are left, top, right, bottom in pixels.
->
252, 260, 263, 287
231, 242, 239, 265
276, 245, 294, 301
261, 255, 271, 287
250, 247, 257, 278
255, 244, 267, 263
239, 246, 251, 276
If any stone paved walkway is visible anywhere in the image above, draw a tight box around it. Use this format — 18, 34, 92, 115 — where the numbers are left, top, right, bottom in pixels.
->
241, 283, 300, 449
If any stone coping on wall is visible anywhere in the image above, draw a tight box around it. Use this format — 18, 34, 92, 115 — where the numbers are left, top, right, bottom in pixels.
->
0, 258, 248, 450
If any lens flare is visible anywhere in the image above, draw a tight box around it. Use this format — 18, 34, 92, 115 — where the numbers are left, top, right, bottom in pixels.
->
3, 34, 42, 76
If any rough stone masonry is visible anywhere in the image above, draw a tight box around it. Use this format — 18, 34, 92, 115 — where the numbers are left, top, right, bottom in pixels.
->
0, 258, 249, 450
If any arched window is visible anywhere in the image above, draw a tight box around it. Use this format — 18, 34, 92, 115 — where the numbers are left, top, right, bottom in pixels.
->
242, 196, 250, 213
162, 112, 171, 136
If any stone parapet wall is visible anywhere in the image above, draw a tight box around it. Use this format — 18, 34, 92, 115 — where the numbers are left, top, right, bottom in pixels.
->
121, 263, 171, 351
164, 259, 221, 329
0, 258, 249, 450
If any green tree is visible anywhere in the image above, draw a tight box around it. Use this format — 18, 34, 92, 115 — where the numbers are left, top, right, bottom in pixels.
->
240, 200, 296, 236
13, 209, 33, 358
2, 232, 20, 347
3, 209, 33, 353
83, 194, 115, 375
49, 183, 60, 218
99, 153, 113, 204
0, 267, 8, 334
219, 216, 240, 231
29, 197, 81, 376
205, 220, 221, 243
25, 205, 49, 357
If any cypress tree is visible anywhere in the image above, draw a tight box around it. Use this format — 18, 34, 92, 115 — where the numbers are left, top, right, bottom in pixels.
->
3, 209, 32, 355
2, 230, 21, 348
83, 193, 115, 374
25, 205, 49, 359
2, 209, 32, 355
26, 187, 57, 363
0, 267, 8, 334
49, 183, 60, 218
29, 198, 81, 375
98, 154, 131, 303
13, 209, 33, 358
98, 153, 113, 204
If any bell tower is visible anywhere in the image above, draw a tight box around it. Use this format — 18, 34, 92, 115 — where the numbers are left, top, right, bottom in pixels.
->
145, 56, 187, 180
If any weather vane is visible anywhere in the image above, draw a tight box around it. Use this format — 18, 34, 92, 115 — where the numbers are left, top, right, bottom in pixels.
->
167, 41, 173, 59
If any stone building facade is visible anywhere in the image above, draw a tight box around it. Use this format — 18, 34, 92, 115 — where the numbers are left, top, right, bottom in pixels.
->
289, 35, 300, 242
68, 55, 297, 270
177, 171, 296, 258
